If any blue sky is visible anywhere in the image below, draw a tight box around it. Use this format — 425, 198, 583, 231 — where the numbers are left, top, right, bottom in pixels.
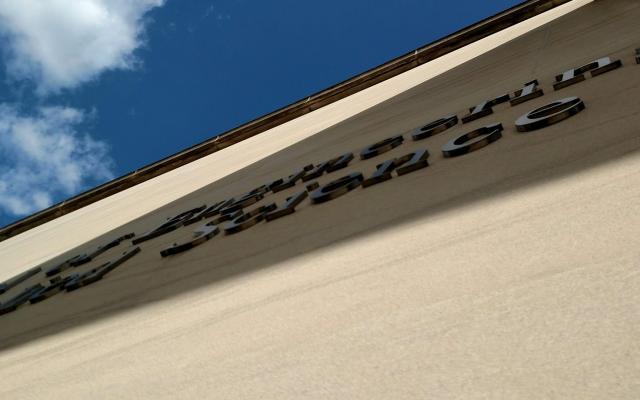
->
0, 0, 521, 227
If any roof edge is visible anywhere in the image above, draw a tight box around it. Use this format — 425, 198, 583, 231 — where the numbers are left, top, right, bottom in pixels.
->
0, 0, 574, 242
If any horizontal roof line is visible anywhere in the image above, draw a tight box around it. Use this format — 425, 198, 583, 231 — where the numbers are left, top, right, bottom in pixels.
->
0, 0, 573, 242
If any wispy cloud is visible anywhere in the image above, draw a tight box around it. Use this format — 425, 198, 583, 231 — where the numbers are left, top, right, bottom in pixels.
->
0, 0, 166, 221
203, 4, 215, 19
189, 3, 230, 33
0, 105, 114, 217
0, 0, 165, 93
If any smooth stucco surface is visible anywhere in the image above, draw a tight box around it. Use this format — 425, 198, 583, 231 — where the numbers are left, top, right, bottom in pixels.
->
2, 1, 640, 398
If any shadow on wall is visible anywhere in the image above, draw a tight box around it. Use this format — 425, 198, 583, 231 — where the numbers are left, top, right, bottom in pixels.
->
1, 44, 640, 352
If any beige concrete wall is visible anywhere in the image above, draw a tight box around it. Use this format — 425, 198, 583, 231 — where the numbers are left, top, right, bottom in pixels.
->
2, 0, 640, 398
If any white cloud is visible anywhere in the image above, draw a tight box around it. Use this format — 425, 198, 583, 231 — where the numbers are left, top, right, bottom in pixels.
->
0, 104, 114, 216
0, 0, 165, 93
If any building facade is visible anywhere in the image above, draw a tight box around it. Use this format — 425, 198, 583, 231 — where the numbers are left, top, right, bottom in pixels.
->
1, 0, 639, 398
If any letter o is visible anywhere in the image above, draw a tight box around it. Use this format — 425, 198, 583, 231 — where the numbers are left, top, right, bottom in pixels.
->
359, 135, 404, 160
412, 115, 458, 141
310, 172, 364, 204
441, 123, 503, 158
515, 96, 585, 132
224, 204, 277, 235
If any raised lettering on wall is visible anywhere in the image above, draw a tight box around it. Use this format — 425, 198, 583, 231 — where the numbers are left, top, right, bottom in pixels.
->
360, 136, 404, 160
462, 94, 510, 124
310, 172, 364, 204
442, 123, 504, 157
412, 116, 458, 141
510, 80, 544, 106
554, 57, 622, 90
515, 97, 585, 132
